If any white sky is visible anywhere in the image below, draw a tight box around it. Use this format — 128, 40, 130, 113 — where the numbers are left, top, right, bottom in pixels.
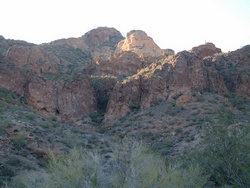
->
1, 0, 250, 52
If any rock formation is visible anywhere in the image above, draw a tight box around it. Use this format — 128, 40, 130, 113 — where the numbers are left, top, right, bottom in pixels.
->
0, 36, 98, 123
104, 43, 249, 122
43, 27, 124, 60
0, 29, 249, 124
116, 30, 165, 57
0, 63, 27, 95
88, 51, 149, 77
6, 45, 64, 74
190, 42, 221, 58
24, 75, 97, 122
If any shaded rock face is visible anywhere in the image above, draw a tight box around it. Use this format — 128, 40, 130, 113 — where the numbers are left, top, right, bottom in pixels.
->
88, 51, 150, 77
0, 36, 98, 123
0, 35, 35, 60
208, 45, 250, 97
0, 63, 27, 95
6, 46, 64, 74
83, 27, 123, 51
24, 76, 97, 123
116, 30, 164, 57
104, 44, 250, 122
163, 49, 175, 56
190, 42, 221, 58
0, 62, 98, 123
44, 27, 124, 60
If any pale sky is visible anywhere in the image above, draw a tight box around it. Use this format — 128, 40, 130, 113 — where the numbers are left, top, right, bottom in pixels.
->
1, 0, 250, 52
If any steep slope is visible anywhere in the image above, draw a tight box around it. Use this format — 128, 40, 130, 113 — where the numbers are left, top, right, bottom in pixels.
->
104, 43, 249, 122
103, 92, 250, 156
0, 37, 98, 123
0, 88, 111, 186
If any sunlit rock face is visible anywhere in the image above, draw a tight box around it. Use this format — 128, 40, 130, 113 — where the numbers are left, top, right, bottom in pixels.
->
116, 30, 165, 57
104, 44, 250, 122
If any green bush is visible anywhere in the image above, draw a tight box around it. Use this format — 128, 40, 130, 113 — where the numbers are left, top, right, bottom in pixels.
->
191, 109, 250, 187
0, 120, 12, 131
26, 113, 36, 121
201, 123, 250, 186
11, 134, 26, 150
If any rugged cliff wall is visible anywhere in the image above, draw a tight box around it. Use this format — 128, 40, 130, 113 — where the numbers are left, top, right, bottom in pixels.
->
104, 43, 250, 122
0, 29, 249, 124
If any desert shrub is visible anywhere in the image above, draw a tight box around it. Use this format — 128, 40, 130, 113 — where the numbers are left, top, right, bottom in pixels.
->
199, 123, 250, 186
7, 140, 207, 188
0, 88, 22, 105
190, 109, 250, 187
0, 120, 11, 131
60, 132, 82, 148
89, 112, 104, 125
26, 113, 36, 121
229, 94, 247, 111
111, 139, 206, 188
11, 134, 26, 150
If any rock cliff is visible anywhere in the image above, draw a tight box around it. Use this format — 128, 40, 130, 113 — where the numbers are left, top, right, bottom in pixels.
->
24, 75, 97, 122
0, 36, 98, 123
0, 29, 249, 124
104, 44, 250, 122
6, 45, 64, 74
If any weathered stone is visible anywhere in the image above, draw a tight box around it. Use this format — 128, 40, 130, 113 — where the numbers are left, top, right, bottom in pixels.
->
24, 76, 97, 123
6, 45, 63, 74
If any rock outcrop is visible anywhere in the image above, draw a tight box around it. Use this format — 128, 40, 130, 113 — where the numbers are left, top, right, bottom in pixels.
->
0, 63, 27, 95
88, 51, 150, 77
44, 27, 124, 60
208, 45, 250, 97
190, 42, 221, 58
0, 36, 99, 123
116, 30, 165, 57
6, 46, 64, 74
24, 76, 97, 122
104, 43, 250, 122
0, 36, 35, 61
1, 29, 249, 125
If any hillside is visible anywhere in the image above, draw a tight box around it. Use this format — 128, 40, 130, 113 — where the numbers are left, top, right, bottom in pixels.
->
0, 27, 250, 187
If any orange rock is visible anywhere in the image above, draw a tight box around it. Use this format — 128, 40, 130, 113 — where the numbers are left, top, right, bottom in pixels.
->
116, 30, 165, 57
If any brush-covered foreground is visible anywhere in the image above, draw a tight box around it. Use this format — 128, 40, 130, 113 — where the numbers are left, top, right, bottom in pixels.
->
1, 88, 250, 187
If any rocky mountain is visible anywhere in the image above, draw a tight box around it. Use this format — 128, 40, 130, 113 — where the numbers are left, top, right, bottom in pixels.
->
104, 44, 250, 122
0, 27, 250, 187
42, 27, 124, 60
1, 26, 249, 129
